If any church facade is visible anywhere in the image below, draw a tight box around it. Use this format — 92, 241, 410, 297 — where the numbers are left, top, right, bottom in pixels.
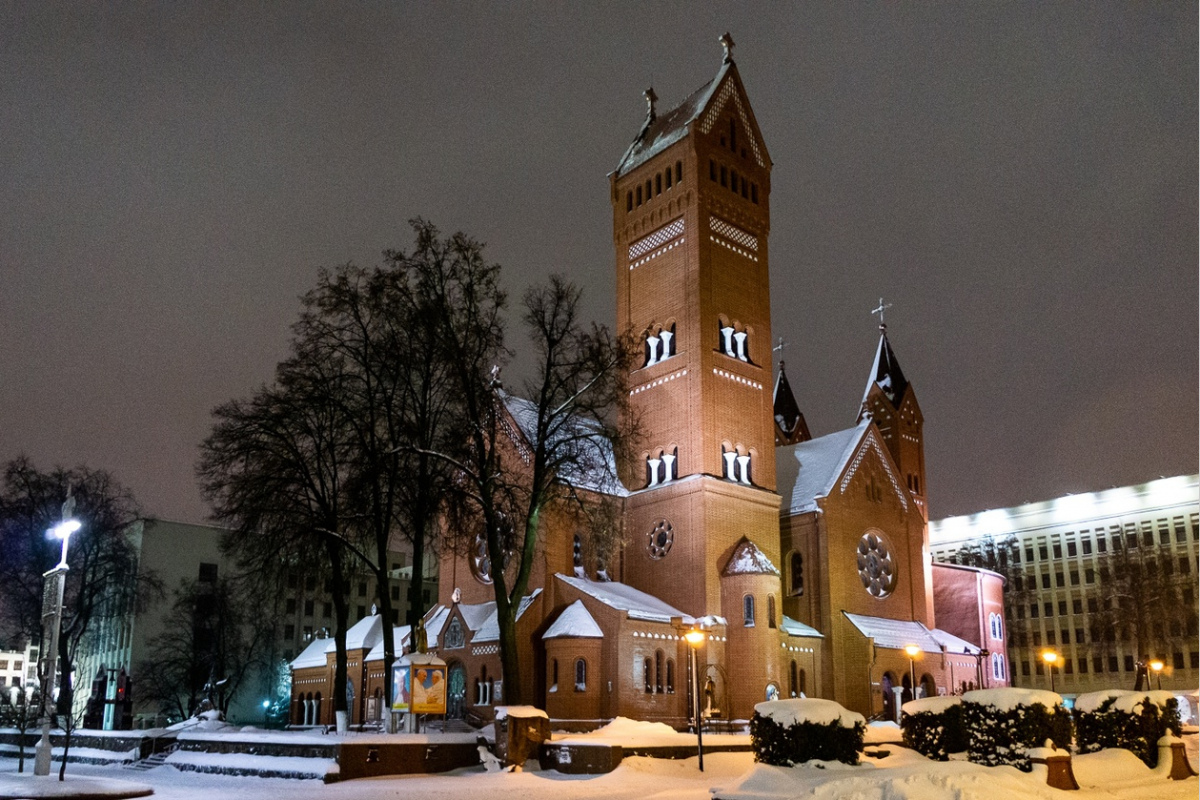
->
292, 38, 1005, 728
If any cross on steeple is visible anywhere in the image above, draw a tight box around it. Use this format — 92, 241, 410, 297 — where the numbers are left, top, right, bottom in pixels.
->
644, 86, 657, 121
719, 32, 735, 64
870, 297, 892, 330
773, 336, 787, 367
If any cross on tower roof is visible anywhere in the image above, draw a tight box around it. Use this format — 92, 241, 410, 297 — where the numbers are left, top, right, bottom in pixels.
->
644, 86, 657, 121
870, 297, 893, 330
773, 336, 787, 366
719, 32, 735, 64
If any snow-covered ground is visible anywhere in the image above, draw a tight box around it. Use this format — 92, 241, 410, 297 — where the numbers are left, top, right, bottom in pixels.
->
1, 742, 1193, 800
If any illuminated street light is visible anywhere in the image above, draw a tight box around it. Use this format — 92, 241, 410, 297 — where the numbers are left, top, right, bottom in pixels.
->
684, 627, 706, 772
904, 644, 920, 701
1042, 651, 1059, 693
1149, 659, 1164, 691
35, 495, 80, 777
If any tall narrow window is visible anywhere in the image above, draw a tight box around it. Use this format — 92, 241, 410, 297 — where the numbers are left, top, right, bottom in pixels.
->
655, 650, 663, 693
767, 595, 777, 629
627, 192, 633, 211
550, 658, 558, 692
676, 161, 683, 183
643, 657, 652, 693
574, 658, 586, 691
666, 659, 675, 693
655, 174, 662, 194
665, 169, 672, 188
573, 534, 584, 577
790, 552, 804, 596
743, 594, 755, 627
789, 660, 798, 697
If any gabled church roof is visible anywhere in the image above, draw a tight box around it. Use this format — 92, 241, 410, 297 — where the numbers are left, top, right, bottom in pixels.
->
842, 611, 980, 656
773, 362, 811, 445
556, 573, 691, 624
722, 538, 780, 576
501, 392, 628, 497
861, 327, 910, 411
614, 35, 770, 177
543, 599, 604, 639
776, 421, 871, 515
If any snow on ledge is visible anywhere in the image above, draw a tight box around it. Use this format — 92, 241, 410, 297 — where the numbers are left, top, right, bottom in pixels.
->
755, 698, 864, 729
495, 705, 549, 721
962, 687, 1062, 712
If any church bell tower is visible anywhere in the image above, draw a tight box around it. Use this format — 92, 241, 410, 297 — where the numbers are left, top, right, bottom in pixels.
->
611, 35, 782, 619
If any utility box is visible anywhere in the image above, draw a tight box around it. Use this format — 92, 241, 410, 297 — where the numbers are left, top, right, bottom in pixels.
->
492, 706, 550, 768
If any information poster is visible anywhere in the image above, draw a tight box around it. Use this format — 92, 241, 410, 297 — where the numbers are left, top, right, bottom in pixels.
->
410, 665, 447, 715
390, 663, 411, 713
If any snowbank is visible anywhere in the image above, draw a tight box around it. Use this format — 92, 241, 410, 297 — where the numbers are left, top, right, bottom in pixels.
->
901, 695, 960, 715
754, 698, 864, 728
589, 717, 678, 738
962, 687, 1062, 711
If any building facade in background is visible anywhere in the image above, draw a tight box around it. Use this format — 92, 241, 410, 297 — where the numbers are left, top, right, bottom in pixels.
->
929, 475, 1199, 698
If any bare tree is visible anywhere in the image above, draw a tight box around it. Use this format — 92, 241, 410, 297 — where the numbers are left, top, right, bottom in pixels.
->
429, 259, 634, 704
0, 683, 41, 772
198, 355, 361, 731
0, 458, 158, 729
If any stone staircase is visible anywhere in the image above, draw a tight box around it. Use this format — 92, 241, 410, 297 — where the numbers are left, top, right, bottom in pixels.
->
125, 742, 178, 771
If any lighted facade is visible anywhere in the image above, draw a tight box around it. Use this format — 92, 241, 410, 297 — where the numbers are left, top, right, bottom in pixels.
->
929, 475, 1199, 697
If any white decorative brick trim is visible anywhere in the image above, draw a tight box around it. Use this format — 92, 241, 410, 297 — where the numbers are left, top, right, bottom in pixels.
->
630, 368, 687, 396
713, 367, 762, 391
628, 219, 685, 267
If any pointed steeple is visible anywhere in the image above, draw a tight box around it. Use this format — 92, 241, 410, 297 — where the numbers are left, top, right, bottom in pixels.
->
773, 360, 811, 446
861, 325, 909, 411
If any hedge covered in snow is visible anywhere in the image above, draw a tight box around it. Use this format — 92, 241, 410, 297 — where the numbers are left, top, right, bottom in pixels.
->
750, 699, 865, 766
900, 696, 967, 761
1073, 690, 1181, 768
961, 688, 1072, 771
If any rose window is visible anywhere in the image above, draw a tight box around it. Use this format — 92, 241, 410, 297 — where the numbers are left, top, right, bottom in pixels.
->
470, 531, 492, 584
646, 519, 674, 560
856, 531, 897, 599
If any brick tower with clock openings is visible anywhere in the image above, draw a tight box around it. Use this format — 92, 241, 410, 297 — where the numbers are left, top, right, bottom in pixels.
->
611, 34, 785, 713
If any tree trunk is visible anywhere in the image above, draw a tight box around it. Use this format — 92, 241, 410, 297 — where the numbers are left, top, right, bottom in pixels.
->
327, 540, 351, 733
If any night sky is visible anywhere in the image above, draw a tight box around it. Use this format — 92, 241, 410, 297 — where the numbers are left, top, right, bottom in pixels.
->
2, 3, 1195, 524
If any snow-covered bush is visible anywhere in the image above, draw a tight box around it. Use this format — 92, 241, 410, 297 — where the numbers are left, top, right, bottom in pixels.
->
900, 696, 966, 761
750, 698, 865, 766
961, 688, 1072, 771
1074, 690, 1181, 768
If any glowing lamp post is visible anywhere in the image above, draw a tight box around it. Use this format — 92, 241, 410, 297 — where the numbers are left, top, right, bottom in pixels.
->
903, 644, 920, 701
35, 505, 81, 777
684, 627, 706, 772
1042, 651, 1059, 693
1149, 660, 1164, 690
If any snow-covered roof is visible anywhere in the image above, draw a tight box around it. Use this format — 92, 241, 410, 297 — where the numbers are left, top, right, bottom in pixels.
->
776, 422, 870, 515
457, 601, 496, 633
290, 637, 330, 670
330, 614, 383, 653
842, 612, 979, 655
472, 590, 542, 643
780, 615, 823, 638
556, 574, 691, 624
543, 600, 604, 639
501, 393, 628, 497
927, 627, 983, 655
722, 538, 780, 576
365, 626, 411, 662
614, 62, 731, 177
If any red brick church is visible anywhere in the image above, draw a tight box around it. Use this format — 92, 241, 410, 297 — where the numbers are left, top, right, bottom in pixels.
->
291, 35, 1006, 728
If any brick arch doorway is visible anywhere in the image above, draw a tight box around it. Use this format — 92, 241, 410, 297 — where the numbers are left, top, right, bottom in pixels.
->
447, 661, 466, 720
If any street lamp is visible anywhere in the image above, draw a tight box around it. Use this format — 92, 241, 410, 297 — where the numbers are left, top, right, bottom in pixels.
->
684, 627, 706, 772
1149, 659, 1164, 690
35, 502, 80, 777
903, 644, 920, 701
1042, 651, 1059, 693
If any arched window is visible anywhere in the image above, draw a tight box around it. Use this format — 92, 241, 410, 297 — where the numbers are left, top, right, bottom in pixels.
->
655, 650, 664, 693
550, 658, 559, 692
789, 552, 804, 596
767, 595, 777, 629
799, 668, 807, 696
665, 168, 672, 188
573, 534, 584, 577
643, 657, 652, 693
743, 594, 755, 627
627, 191, 633, 211
789, 660, 798, 697
645, 179, 652, 200
655, 174, 662, 195
637, 185, 642, 206
675, 161, 683, 184
574, 658, 587, 691
666, 659, 675, 694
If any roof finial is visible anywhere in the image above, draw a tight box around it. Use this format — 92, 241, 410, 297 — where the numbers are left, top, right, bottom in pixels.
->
644, 86, 657, 122
870, 297, 892, 332
719, 32, 735, 64
773, 336, 787, 369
